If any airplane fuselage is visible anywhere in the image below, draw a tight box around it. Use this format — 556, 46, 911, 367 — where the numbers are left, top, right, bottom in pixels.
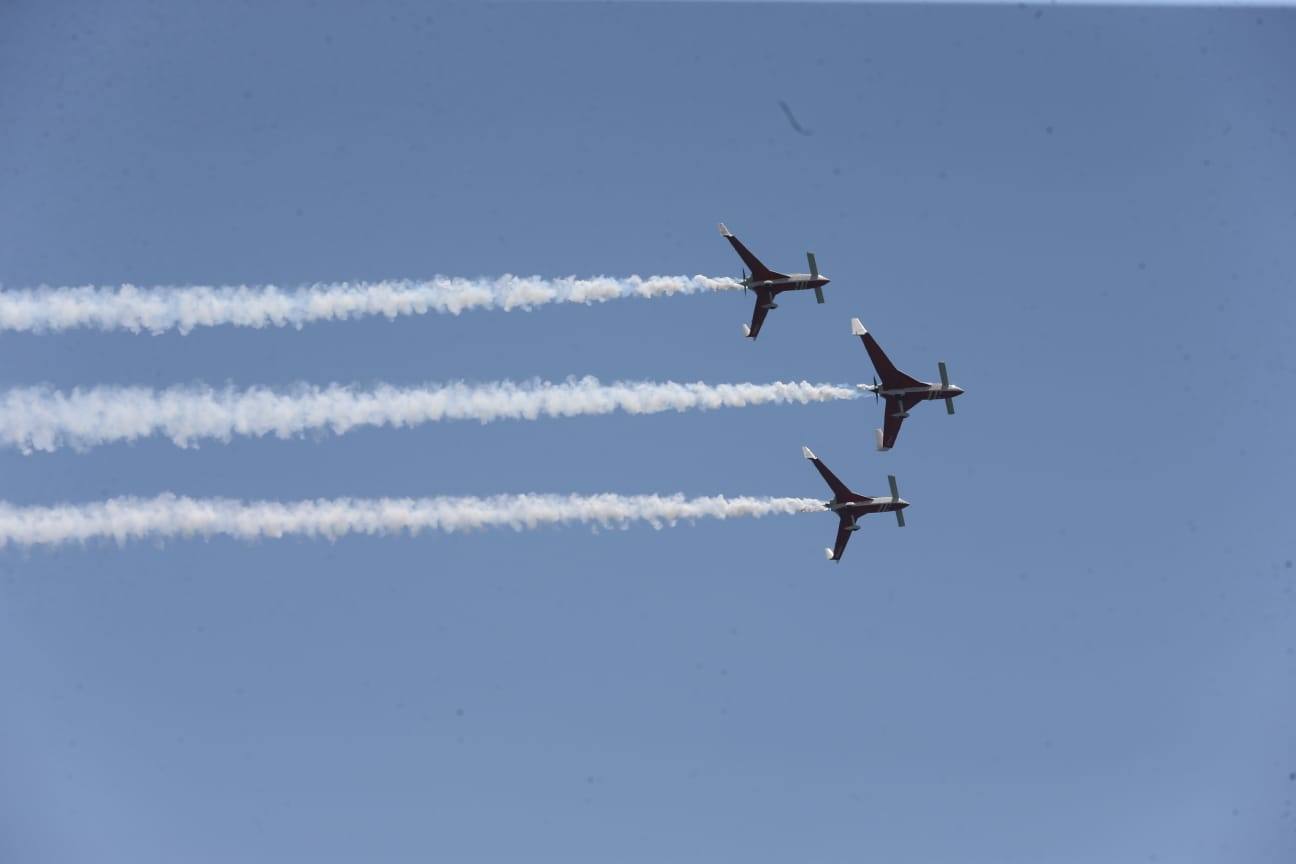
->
827, 497, 909, 520
872, 383, 965, 407
743, 274, 830, 296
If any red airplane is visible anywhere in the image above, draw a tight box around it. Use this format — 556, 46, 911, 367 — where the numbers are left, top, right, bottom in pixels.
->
802, 446, 908, 562
718, 223, 830, 339
853, 318, 964, 451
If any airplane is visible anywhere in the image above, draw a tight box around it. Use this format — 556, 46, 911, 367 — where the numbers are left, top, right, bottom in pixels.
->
802, 446, 908, 562
852, 318, 964, 451
718, 223, 830, 339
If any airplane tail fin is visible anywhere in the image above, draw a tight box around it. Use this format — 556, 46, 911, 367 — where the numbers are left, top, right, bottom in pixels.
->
939, 361, 955, 414
888, 475, 906, 527
719, 223, 782, 282
808, 252, 825, 304
851, 318, 924, 390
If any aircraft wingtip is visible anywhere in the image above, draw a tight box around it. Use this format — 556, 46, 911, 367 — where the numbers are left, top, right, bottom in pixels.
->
741, 323, 752, 337
718, 222, 731, 237
801, 445, 816, 460
824, 548, 835, 560
850, 317, 867, 336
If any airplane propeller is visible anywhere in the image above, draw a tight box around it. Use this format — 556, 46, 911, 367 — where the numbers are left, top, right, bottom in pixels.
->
938, 361, 955, 414
741, 266, 748, 295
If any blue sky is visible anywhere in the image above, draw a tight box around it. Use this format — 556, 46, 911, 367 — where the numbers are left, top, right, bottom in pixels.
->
1, 1, 1294, 861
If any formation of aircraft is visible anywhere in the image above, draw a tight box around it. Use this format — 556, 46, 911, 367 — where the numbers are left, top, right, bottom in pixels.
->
714, 224, 966, 561
717, 223, 830, 340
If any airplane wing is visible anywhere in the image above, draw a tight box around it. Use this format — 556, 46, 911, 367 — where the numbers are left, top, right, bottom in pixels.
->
829, 516, 855, 561
853, 320, 925, 390
718, 223, 787, 282
805, 448, 855, 501
744, 290, 772, 339
879, 394, 925, 450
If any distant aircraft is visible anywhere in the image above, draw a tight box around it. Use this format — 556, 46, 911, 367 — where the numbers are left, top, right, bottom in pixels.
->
802, 446, 908, 562
853, 318, 963, 451
718, 223, 830, 339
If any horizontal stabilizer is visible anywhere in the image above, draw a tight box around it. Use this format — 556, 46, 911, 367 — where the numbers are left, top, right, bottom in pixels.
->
888, 474, 900, 500
802, 445, 817, 460
851, 318, 867, 336
895, 510, 906, 528
814, 286, 825, 304
946, 397, 955, 415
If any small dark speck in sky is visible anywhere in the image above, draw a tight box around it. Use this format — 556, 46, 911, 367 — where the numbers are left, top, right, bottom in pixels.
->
778, 100, 813, 136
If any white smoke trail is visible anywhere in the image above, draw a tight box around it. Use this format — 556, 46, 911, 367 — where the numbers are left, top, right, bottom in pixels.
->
0, 275, 741, 335
0, 493, 826, 548
0, 377, 861, 452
